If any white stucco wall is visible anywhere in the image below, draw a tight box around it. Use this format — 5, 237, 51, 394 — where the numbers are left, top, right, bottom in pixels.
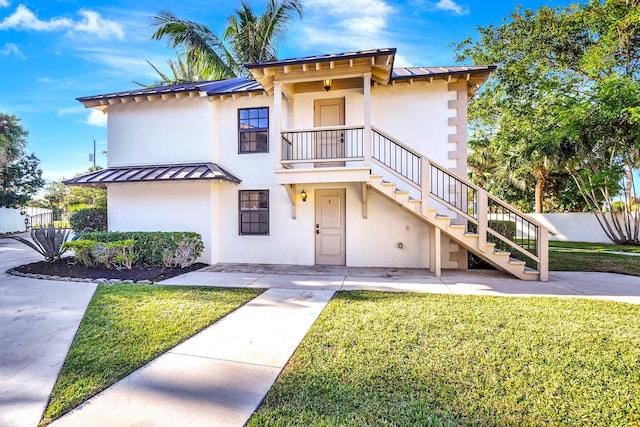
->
371, 80, 455, 167
528, 212, 634, 243
107, 181, 217, 263
215, 181, 432, 268
107, 97, 213, 167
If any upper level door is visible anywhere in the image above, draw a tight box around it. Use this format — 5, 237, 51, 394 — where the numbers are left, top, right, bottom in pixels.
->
314, 98, 345, 166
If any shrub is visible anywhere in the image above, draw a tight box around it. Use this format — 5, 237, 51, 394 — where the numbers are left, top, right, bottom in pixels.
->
107, 240, 137, 270
62, 240, 98, 267
62, 239, 138, 270
162, 238, 202, 268
70, 208, 107, 233
81, 231, 203, 267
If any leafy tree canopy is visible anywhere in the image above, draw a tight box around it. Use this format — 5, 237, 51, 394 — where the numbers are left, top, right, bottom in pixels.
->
456, 0, 640, 243
144, 0, 303, 85
0, 113, 44, 207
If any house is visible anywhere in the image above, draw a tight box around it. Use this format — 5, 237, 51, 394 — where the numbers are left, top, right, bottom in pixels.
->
66, 48, 550, 280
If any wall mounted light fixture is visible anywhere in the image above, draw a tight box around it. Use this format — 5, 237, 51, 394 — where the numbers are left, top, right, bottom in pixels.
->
300, 189, 307, 202
323, 79, 332, 91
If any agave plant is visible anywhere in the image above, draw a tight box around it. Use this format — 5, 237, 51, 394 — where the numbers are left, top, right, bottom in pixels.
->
10, 224, 72, 262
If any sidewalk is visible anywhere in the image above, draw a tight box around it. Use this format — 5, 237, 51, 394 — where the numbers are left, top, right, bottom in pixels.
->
161, 263, 640, 305
0, 235, 97, 427
50, 287, 334, 427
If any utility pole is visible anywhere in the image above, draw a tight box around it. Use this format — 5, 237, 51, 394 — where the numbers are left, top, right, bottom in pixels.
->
90, 138, 96, 207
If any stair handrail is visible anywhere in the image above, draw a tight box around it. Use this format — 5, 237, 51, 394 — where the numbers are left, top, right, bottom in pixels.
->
370, 126, 550, 280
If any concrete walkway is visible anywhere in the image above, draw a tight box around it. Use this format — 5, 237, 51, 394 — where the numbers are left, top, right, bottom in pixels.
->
160, 263, 640, 305
51, 288, 334, 427
0, 235, 97, 427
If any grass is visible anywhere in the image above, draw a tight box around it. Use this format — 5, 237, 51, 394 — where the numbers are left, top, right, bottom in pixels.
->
40, 284, 262, 426
549, 241, 640, 276
249, 291, 640, 426
549, 240, 640, 253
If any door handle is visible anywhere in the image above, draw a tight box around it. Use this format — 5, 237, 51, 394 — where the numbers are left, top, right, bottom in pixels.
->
316, 229, 320, 234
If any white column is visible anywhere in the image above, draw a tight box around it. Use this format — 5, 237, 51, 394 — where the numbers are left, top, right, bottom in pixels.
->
274, 82, 283, 170
363, 72, 372, 168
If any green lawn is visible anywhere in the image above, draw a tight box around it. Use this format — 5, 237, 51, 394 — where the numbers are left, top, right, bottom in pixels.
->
249, 291, 640, 426
549, 240, 640, 253
549, 241, 640, 276
40, 284, 262, 426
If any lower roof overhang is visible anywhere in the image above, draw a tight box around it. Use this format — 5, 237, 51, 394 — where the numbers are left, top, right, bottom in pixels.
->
64, 162, 241, 189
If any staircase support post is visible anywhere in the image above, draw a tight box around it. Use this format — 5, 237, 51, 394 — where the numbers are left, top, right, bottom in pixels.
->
433, 227, 442, 277
477, 189, 488, 252
539, 228, 549, 281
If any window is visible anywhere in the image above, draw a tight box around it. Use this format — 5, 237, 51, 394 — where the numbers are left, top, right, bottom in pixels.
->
239, 190, 269, 235
238, 107, 269, 153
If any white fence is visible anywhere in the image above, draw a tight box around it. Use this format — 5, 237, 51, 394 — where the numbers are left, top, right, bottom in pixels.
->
528, 212, 635, 243
0, 207, 26, 234
0, 207, 55, 234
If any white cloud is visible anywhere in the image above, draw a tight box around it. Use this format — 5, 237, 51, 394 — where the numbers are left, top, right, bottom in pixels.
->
299, 0, 396, 52
86, 109, 107, 127
0, 5, 124, 40
0, 0, 10, 8
0, 42, 24, 58
434, 0, 469, 16
74, 10, 124, 40
0, 5, 72, 31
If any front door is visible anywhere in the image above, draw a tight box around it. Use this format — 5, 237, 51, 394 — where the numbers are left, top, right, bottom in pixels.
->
314, 98, 345, 166
315, 189, 346, 265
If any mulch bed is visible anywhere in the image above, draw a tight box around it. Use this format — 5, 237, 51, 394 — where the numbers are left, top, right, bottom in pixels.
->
11, 257, 208, 283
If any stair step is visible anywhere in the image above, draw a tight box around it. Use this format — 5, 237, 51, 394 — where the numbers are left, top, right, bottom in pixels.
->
408, 199, 422, 213
464, 233, 479, 238
395, 190, 410, 203
523, 267, 540, 276
494, 250, 511, 257
508, 258, 526, 266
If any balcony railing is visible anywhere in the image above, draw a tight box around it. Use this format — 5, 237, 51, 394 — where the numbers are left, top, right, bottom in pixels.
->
281, 126, 364, 165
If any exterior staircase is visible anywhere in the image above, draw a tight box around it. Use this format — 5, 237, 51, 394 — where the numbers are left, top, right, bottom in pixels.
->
369, 128, 550, 281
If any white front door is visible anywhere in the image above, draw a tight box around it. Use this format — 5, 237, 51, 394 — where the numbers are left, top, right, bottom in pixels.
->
314, 98, 345, 166
315, 189, 346, 265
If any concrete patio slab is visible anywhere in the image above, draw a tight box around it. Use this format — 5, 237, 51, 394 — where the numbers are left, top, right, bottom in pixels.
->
51, 288, 335, 427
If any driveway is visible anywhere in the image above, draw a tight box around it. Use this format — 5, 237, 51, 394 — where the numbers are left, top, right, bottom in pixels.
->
0, 234, 97, 427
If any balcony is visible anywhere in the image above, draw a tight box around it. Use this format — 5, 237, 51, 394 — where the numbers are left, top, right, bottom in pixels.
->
275, 125, 371, 185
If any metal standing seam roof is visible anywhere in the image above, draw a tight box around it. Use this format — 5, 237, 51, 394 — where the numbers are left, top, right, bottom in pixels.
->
244, 48, 397, 69
76, 78, 264, 103
63, 163, 242, 188
392, 65, 497, 80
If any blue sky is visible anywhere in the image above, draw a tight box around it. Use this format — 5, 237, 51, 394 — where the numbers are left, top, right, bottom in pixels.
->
0, 0, 571, 186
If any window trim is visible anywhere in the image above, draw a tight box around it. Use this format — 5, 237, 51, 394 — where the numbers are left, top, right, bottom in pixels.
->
238, 107, 269, 154
238, 189, 270, 236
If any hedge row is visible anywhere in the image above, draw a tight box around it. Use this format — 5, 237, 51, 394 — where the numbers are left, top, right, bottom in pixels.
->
79, 231, 204, 267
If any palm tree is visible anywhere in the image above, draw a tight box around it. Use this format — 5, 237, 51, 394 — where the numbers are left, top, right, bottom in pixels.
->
150, 0, 303, 82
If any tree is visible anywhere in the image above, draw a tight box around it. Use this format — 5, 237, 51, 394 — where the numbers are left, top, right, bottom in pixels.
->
0, 114, 44, 207
41, 167, 107, 212
457, 0, 640, 243
149, 0, 303, 82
